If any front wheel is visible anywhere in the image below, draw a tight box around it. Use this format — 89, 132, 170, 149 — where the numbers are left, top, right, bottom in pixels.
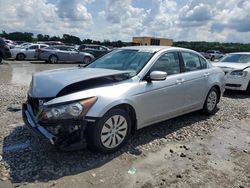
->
87, 108, 131, 153
202, 87, 219, 115
0, 56, 2, 64
16, 53, 25, 60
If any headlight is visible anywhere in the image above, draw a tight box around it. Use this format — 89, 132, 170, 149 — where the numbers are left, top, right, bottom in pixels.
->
40, 97, 97, 120
230, 70, 247, 77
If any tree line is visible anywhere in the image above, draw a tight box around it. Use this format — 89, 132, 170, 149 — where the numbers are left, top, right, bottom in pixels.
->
0, 31, 126, 47
1, 31, 250, 52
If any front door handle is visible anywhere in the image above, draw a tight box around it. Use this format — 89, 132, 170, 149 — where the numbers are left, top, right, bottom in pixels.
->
204, 72, 210, 77
176, 78, 185, 84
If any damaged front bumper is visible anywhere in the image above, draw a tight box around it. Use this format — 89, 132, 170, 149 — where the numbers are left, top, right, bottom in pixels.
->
22, 103, 89, 150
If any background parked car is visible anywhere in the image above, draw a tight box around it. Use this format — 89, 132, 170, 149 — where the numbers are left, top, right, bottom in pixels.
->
14, 42, 32, 48
0, 38, 11, 63
212, 52, 250, 94
4, 39, 17, 49
38, 45, 94, 64
37, 41, 64, 46
201, 50, 224, 61
78, 44, 111, 58
10, 44, 49, 60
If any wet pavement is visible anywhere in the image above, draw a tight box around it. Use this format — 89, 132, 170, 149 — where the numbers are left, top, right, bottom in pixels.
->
0, 60, 77, 86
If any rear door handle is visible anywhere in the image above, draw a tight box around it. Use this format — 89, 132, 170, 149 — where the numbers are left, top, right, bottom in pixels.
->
176, 78, 185, 84
204, 72, 210, 77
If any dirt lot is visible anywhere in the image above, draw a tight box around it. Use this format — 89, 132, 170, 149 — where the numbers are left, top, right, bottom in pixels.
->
0, 60, 249, 188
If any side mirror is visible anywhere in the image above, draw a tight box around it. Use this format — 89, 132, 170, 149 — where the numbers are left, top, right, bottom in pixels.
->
149, 71, 167, 81
25, 48, 28, 50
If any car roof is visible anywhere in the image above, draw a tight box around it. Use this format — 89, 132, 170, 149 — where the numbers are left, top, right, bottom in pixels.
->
120, 45, 195, 53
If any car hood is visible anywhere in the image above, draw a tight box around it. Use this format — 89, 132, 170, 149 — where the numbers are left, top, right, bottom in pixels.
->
30, 67, 130, 98
212, 62, 250, 70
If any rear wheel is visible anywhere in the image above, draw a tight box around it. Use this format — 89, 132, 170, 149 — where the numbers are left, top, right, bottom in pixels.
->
83, 56, 91, 64
87, 108, 131, 153
203, 87, 219, 115
49, 55, 58, 64
16, 53, 25, 60
0, 55, 2, 64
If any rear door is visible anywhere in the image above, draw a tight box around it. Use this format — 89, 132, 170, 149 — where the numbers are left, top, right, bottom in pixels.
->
179, 51, 210, 109
57, 46, 70, 61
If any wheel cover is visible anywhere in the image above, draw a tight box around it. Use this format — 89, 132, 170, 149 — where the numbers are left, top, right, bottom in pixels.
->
207, 91, 217, 111
100, 115, 128, 149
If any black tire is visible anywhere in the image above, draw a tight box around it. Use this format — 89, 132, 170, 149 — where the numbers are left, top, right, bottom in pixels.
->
83, 56, 91, 64
49, 55, 58, 64
246, 81, 250, 95
0, 55, 2, 64
16, 53, 25, 60
86, 108, 132, 153
210, 56, 215, 61
202, 87, 219, 115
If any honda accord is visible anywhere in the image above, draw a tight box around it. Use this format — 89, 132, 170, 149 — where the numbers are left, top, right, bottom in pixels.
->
22, 46, 225, 153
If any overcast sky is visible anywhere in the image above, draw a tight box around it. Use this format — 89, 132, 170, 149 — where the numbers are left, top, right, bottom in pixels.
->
0, 0, 249, 43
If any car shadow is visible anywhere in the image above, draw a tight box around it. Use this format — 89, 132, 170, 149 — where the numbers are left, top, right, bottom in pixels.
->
2, 110, 211, 184
223, 90, 249, 99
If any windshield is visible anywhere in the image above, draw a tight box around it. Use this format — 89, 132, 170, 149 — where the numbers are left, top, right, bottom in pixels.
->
87, 49, 154, 76
220, 54, 250, 63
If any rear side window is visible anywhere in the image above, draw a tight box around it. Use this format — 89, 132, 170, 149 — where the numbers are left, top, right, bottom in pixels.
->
40, 45, 47, 48
151, 52, 180, 75
182, 52, 202, 72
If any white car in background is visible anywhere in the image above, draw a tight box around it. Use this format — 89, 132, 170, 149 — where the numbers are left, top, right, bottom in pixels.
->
11, 44, 49, 60
212, 52, 250, 94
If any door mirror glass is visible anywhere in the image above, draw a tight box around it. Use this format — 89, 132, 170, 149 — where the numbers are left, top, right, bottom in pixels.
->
150, 71, 167, 81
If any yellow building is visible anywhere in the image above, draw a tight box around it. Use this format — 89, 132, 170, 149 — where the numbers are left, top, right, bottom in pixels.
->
132, 36, 173, 46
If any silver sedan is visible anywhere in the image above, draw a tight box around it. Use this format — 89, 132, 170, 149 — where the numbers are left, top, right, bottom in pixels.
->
22, 46, 225, 153
38, 45, 95, 64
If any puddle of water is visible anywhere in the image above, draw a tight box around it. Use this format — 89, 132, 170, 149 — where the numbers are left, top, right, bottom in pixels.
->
0, 61, 75, 86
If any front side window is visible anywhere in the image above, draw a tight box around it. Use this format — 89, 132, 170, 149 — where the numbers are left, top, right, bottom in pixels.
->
182, 52, 202, 72
150, 52, 180, 75
29, 45, 39, 50
87, 49, 154, 76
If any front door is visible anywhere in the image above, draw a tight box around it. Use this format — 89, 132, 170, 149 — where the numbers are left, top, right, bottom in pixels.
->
133, 52, 186, 128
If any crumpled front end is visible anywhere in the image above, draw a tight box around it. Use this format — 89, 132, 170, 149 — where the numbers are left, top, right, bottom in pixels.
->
22, 95, 97, 150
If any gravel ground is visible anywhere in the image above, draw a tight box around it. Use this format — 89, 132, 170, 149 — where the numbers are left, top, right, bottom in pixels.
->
0, 61, 249, 187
